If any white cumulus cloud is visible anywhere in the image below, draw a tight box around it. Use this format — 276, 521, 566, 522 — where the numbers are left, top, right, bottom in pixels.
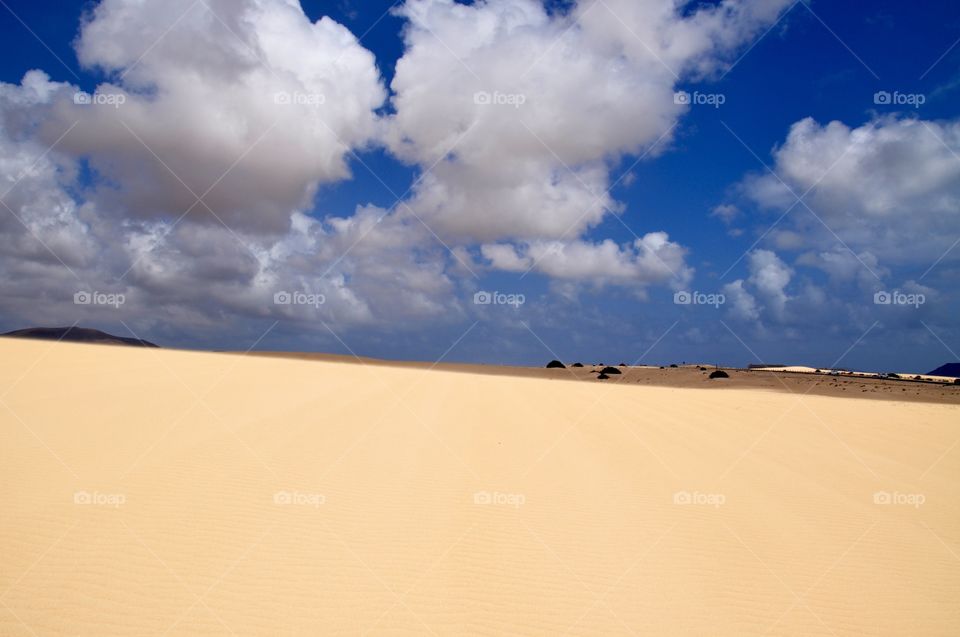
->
736, 116, 960, 268
386, 0, 795, 276
41, 0, 386, 234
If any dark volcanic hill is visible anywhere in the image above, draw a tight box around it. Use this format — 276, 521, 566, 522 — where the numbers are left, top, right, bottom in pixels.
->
928, 363, 960, 378
2, 327, 158, 348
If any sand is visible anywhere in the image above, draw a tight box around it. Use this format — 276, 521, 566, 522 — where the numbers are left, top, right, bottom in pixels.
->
754, 365, 822, 374
1, 339, 958, 636
756, 365, 959, 383
255, 352, 960, 405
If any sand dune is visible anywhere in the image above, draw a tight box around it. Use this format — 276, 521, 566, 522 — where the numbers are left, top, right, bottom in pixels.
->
1, 339, 958, 635
756, 365, 959, 383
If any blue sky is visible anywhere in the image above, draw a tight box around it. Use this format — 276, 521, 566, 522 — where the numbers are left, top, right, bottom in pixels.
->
0, 0, 958, 371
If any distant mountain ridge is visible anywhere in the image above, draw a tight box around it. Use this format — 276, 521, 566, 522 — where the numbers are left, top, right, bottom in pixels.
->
1, 327, 158, 348
928, 363, 960, 378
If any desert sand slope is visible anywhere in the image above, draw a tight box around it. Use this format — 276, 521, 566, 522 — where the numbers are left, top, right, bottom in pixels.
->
1, 340, 958, 636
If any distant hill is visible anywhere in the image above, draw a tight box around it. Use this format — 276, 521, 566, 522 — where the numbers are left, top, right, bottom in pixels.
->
1, 327, 158, 348
928, 363, 960, 378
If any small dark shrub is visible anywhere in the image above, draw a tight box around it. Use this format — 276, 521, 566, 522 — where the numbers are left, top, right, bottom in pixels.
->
600, 366, 622, 375
571, 362, 584, 368
597, 373, 610, 380
709, 370, 730, 379
546, 360, 566, 369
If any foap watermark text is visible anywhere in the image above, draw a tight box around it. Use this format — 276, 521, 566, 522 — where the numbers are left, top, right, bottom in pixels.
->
674, 290, 725, 308
274, 290, 326, 308
74, 91, 126, 108
75, 291, 125, 308
74, 490, 126, 508
273, 490, 326, 508
474, 490, 525, 508
474, 91, 527, 108
874, 91, 925, 108
474, 291, 525, 308
874, 491, 924, 508
874, 290, 925, 308
274, 91, 326, 107
673, 490, 725, 508
674, 91, 726, 108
